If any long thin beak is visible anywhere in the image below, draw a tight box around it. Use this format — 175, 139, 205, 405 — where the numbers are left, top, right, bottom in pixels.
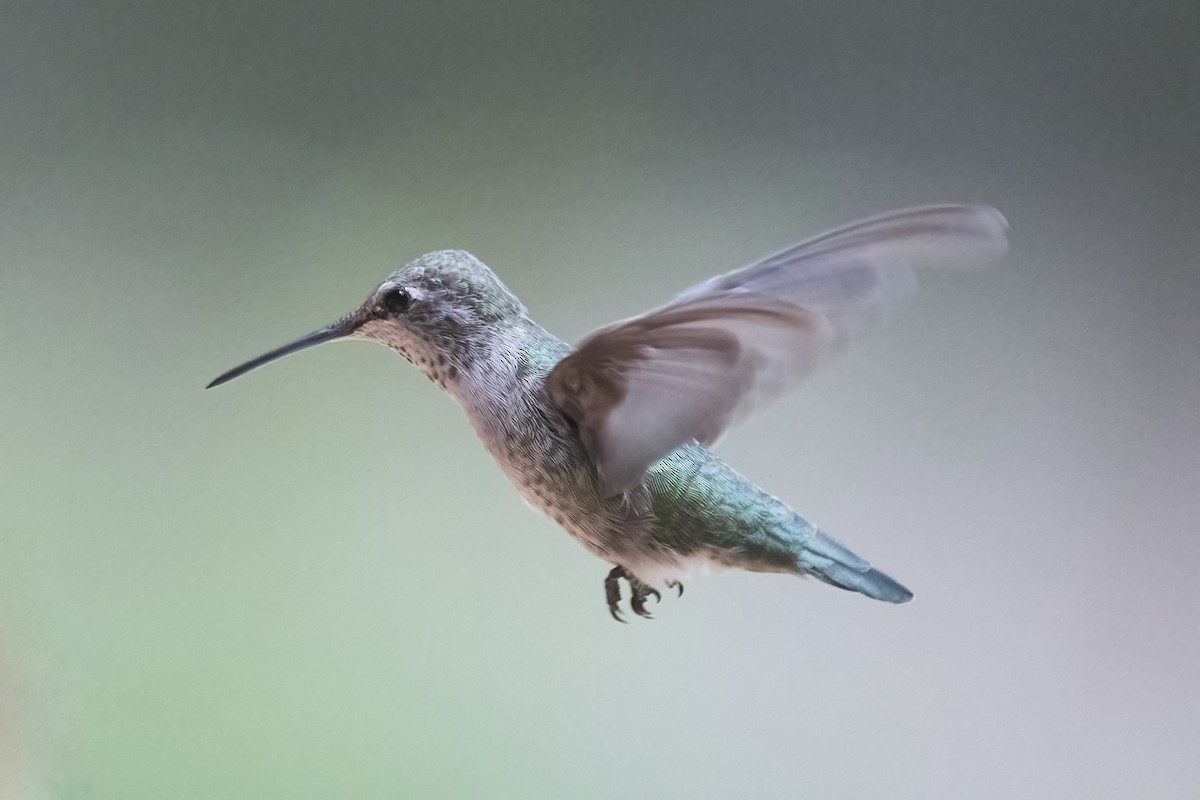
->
206, 314, 362, 389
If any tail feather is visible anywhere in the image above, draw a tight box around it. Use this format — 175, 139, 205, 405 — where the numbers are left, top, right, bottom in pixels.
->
796, 529, 913, 604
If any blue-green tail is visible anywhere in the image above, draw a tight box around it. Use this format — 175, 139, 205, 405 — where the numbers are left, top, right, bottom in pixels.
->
795, 527, 913, 604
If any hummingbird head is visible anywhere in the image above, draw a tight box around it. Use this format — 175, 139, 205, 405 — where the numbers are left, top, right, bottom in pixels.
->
207, 250, 527, 389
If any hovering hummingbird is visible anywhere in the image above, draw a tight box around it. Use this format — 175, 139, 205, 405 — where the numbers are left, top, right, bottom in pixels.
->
208, 205, 1007, 620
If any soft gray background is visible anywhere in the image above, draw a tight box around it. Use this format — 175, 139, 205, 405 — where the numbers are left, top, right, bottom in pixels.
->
2, 1, 1198, 798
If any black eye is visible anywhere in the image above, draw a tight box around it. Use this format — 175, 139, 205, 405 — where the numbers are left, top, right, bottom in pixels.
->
383, 287, 412, 314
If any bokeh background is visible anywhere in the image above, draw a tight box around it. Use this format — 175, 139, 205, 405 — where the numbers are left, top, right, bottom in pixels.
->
2, 1, 1198, 798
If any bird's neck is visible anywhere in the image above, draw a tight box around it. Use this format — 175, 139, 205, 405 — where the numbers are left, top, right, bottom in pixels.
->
445, 319, 570, 438
440, 320, 593, 505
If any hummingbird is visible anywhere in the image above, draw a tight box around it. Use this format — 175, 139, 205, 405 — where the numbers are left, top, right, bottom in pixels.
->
208, 205, 1008, 621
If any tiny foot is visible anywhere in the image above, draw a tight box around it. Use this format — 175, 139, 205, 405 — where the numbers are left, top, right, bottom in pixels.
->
604, 566, 627, 623
602, 566, 672, 621
629, 580, 661, 619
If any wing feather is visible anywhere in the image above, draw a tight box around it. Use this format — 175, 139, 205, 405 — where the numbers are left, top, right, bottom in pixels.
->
547, 205, 1008, 492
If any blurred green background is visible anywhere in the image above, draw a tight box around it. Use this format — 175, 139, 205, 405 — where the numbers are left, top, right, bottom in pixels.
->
2, 1, 1198, 798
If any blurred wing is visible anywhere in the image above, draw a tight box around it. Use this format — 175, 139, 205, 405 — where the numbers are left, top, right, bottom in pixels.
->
547, 204, 1009, 492
548, 296, 830, 490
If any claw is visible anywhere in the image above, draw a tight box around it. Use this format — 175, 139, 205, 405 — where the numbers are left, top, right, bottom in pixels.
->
605, 566, 627, 623
667, 580, 685, 598
602, 566, 680, 621
630, 589, 654, 619
629, 578, 660, 618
